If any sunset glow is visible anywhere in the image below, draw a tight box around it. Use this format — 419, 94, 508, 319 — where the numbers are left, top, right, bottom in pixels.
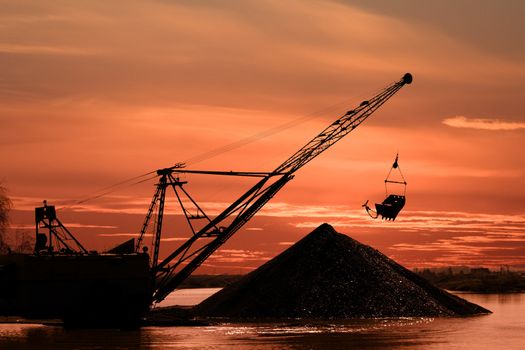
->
2, 0, 524, 272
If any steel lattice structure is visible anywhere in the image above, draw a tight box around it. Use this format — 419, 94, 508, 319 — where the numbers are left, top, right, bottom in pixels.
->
136, 73, 413, 303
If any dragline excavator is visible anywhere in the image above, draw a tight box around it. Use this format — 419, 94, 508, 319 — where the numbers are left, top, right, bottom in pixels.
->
0, 73, 411, 325
138, 73, 413, 303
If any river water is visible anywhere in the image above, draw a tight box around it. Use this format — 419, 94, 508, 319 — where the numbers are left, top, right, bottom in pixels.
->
0, 290, 524, 349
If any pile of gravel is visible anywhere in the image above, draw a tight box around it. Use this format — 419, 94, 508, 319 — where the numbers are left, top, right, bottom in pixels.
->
195, 223, 490, 318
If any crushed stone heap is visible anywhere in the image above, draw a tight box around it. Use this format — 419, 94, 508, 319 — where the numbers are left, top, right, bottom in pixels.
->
195, 223, 490, 318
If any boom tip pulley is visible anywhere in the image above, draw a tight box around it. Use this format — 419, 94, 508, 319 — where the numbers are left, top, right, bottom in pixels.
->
402, 73, 413, 85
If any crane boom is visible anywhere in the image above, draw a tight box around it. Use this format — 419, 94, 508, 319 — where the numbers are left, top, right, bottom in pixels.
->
148, 73, 412, 302
275, 73, 412, 174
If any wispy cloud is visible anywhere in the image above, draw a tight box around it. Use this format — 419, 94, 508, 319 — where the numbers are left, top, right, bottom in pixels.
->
12, 223, 117, 229
443, 116, 525, 131
98, 233, 144, 237
390, 239, 525, 269
209, 249, 270, 263
160, 237, 190, 242
13, 196, 525, 237
0, 43, 96, 56
97, 233, 187, 242
294, 209, 525, 233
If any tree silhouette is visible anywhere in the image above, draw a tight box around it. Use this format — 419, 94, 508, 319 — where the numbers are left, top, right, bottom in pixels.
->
0, 183, 12, 252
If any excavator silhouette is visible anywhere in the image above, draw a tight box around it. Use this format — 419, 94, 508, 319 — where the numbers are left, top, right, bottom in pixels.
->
1, 73, 412, 326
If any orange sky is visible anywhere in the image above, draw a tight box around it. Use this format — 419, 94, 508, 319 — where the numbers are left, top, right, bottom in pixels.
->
2, 0, 525, 272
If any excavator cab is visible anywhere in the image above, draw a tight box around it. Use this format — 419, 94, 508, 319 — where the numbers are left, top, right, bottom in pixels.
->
364, 154, 407, 221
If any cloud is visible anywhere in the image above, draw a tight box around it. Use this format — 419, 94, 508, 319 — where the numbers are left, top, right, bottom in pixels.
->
390, 238, 525, 269
12, 222, 117, 229
160, 237, 190, 242
97, 232, 187, 240
443, 116, 525, 131
209, 248, 270, 263
338, 0, 525, 60
13, 195, 525, 237
98, 233, 146, 237
294, 209, 525, 234
0, 43, 95, 56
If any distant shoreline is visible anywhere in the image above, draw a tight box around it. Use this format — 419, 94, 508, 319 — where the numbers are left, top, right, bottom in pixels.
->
181, 269, 525, 293
413, 267, 525, 293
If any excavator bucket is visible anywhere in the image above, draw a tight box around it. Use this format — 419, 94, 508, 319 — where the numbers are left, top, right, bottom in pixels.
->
375, 194, 405, 221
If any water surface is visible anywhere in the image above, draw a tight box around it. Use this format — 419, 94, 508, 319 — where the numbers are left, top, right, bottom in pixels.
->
1, 291, 523, 349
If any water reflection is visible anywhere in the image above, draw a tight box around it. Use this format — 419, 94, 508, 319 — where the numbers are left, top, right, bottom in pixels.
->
0, 325, 145, 350
155, 287, 221, 308
0, 293, 524, 350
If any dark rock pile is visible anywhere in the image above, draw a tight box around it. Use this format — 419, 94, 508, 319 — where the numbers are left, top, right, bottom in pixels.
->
195, 223, 490, 318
